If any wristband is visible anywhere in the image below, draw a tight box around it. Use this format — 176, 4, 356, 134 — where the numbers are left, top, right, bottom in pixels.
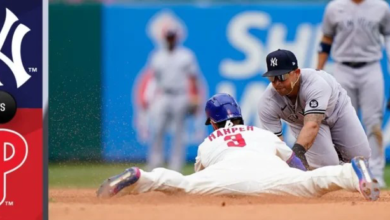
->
318, 42, 331, 54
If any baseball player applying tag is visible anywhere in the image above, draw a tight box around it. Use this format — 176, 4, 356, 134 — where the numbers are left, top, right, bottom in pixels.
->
97, 93, 379, 201
258, 49, 371, 172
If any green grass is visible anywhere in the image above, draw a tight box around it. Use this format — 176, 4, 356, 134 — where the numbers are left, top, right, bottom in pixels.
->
49, 163, 195, 188
49, 163, 390, 189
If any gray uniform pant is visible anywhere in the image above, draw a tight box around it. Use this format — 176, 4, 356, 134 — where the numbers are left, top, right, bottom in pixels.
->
289, 100, 371, 168
333, 61, 385, 185
147, 93, 189, 172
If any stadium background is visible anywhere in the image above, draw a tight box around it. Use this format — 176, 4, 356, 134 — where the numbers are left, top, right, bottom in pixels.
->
49, 0, 390, 188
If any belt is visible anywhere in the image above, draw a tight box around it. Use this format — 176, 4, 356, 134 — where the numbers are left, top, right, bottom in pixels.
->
341, 62, 368, 68
163, 88, 185, 95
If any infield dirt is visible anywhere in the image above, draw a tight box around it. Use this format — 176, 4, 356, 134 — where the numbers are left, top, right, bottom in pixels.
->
49, 189, 390, 220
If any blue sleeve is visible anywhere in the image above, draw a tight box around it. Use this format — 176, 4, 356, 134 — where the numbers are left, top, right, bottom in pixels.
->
287, 153, 307, 171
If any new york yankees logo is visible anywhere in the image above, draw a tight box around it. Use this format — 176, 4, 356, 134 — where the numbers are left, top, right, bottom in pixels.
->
0, 129, 28, 206
0, 8, 31, 88
270, 57, 277, 67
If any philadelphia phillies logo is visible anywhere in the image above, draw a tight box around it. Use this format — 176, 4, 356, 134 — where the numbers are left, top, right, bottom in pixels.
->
0, 129, 28, 206
0, 8, 31, 88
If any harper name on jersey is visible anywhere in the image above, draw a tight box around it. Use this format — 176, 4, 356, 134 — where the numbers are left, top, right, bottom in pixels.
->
208, 126, 254, 141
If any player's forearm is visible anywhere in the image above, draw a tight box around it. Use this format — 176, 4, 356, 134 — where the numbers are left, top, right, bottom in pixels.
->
317, 53, 329, 70
296, 121, 320, 150
189, 75, 199, 96
317, 36, 333, 69
293, 114, 323, 169
292, 122, 319, 170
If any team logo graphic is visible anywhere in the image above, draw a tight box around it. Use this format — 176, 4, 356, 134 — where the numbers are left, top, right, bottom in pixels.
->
0, 8, 31, 88
270, 57, 277, 67
309, 99, 319, 108
227, 109, 234, 118
0, 129, 28, 206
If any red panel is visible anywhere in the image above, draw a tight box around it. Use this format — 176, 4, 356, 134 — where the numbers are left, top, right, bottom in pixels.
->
0, 109, 43, 220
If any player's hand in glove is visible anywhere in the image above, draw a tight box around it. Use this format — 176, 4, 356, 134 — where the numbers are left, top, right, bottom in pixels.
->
292, 143, 310, 170
187, 95, 200, 115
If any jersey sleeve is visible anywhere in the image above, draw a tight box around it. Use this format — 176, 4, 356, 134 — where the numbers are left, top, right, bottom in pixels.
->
380, 3, 390, 36
147, 51, 158, 72
185, 51, 200, 77
304, 77, 331, 115
258, 97, 283, 137
322, 3, 336, 37
194, 142, 205, 172
194, 156, 203, 172
275, 139, 294, 162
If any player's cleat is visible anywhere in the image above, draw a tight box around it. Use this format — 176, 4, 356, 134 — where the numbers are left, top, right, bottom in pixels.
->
96, 167, 141, 198
351, 157, 380, 201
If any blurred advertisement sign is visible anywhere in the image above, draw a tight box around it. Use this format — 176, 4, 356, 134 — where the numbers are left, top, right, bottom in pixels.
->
102, 4, 390, 162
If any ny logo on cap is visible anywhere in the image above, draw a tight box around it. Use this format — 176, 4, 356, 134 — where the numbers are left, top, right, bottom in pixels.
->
270, 57, 277, 67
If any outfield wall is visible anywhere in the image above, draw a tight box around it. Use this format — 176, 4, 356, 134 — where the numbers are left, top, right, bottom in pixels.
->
49, 3, 390, 163
49, 5, 102, 161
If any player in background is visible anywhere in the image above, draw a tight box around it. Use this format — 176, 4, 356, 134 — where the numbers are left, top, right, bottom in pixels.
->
317, 0, 390, 188
144, 27, 201, 172
258, 49, 370, 171
97, 93, 379, 201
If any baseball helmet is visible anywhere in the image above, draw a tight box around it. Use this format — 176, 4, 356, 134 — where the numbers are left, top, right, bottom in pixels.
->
205, 93, 242, 125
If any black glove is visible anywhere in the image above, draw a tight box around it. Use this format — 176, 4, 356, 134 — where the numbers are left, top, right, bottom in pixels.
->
292, 143, 310, 169
187, 103, 198, 116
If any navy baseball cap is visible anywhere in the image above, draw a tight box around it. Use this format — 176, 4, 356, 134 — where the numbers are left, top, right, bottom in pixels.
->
262, 49, 298, 77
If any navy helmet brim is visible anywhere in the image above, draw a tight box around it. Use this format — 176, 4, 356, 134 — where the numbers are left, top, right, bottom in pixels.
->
262, 69, 292, 77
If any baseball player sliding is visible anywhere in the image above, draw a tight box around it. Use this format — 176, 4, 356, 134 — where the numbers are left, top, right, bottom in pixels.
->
259, 49, 370, 171
97, 93, 379, 201
317, 0, 390, 188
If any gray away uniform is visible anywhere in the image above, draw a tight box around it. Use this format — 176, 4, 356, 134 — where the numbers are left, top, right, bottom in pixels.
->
147, 46, 199, 172
258, 69, 371, 168
322, 0, 390, 185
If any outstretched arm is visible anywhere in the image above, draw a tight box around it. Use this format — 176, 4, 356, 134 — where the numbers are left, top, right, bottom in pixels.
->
194, 156, 204, 172
274, 135, 306, 171
296, 113, 323, 149
292, 113, 324, 169
287, 153, 307, 171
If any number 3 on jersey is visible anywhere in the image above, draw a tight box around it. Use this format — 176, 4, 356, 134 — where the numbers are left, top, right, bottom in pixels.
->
224, 134, 246, 147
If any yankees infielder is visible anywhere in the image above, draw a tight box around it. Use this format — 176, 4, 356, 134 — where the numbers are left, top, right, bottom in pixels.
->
97, 93, 379, 201
259, 49, 370, 170
317, 0, 390, 187
145, 27, 200, 172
